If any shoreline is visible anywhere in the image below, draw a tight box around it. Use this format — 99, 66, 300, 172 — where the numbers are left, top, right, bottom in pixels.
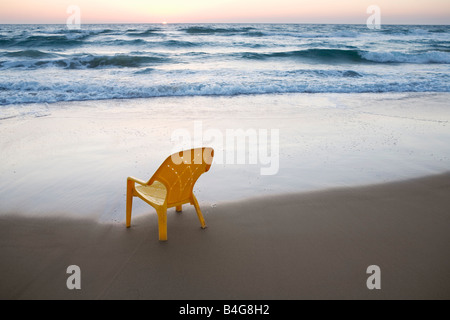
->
1, 172, 449, 299
1, 92, 449, 221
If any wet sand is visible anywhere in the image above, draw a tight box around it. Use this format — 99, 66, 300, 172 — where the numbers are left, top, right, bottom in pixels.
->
1, 172, 449, 300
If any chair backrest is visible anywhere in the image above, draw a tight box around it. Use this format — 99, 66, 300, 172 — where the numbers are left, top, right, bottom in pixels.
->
150, 147, 214, 206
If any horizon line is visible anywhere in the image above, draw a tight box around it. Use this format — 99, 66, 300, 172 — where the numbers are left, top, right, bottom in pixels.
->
1, 22, 449, 26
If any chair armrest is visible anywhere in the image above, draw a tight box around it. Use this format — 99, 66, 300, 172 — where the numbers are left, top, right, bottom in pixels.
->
127, 176, 147, 185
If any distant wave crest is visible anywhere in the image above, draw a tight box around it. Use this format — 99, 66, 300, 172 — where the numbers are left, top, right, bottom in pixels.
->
240, 49, 450, 64
0, 53, 169, 70
184, 26, 258, 35
1, 49, 56, 58
360, 51, 450, 64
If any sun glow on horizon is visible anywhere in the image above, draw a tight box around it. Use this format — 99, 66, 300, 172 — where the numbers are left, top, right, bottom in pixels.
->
0, 0, 449, 24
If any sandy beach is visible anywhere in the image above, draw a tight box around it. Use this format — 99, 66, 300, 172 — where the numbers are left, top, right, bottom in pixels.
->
1, 93, 449, 299
1, 93, 449, 220
1, 172, 449, 300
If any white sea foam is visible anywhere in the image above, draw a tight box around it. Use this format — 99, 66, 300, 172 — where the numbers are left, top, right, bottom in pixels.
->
1, 93, 449, 219
0, 24, 449, 106
361, 50, 450, 64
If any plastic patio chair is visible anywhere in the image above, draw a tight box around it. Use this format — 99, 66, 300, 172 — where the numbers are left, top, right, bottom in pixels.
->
126, 147, 214, 241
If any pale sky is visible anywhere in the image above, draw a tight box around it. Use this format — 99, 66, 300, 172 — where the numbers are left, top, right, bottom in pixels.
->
0, 0, 449, 24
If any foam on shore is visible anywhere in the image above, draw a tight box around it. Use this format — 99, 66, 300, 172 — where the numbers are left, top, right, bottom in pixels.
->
0, 93, 449, 222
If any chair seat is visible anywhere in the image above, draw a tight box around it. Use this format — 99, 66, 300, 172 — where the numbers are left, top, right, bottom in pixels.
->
135, 181, 167, 207
126, 147, 214, 241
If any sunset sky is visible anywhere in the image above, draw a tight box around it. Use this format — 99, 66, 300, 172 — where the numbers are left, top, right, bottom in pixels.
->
0, 0, 449, 24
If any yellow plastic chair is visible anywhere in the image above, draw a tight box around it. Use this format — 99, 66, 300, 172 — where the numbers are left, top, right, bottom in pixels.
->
126, 147, 214, 241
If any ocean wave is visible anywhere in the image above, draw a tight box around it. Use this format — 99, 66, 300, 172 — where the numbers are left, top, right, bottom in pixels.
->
285, 69, 363, 77
360, 51, 450, 64
1, 76, 449, 106
1, 50, 56, 58
3, 35, 85, 48
2, 49, 448, 71
162, 40, 199, 47
57, 28, 116, 36
329, 30, 360, 38
379, 27, 450, 38
127, 28, 161, 37
263, 30, 360, 39
68, 54, 168, 68
429, 28, 448, 33
239, 49, 450, 64
105, 39, 147, 46
240, 49, 365, 62
0, 54, 170, 70
184, 26, 257, 35
0, 28, 122, 47
133, 67, 155, 74
185, 26, 230, 34
315, 70, 362, 77
244, 31, 265, 37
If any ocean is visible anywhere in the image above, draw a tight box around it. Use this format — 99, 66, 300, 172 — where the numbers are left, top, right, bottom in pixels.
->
0, 23, 449, 107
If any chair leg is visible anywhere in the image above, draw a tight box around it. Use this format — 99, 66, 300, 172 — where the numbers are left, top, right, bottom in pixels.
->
176, 205, 182, 212
126, 180, 134, 228
156, 207, 168, 241
191, 195, 206, 229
